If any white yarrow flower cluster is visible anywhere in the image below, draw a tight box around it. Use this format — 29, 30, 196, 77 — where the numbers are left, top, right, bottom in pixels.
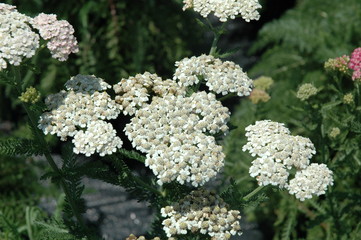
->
38, 75, 122, 156
125, 91, 230, 186
113, 72, 185, 116
0, 3, 16, 11
243, 120, 315, 187
183, 0, 261, 22
288, 163, 334, 201
0, 4, 39, 70
147, 132, 224, 186
73, 121, 123, 157
32, 13, 79, 61
0, 4, 78, 70
161, 189, 242, 239
174, 55, 253, 96
243, 120, 333, 200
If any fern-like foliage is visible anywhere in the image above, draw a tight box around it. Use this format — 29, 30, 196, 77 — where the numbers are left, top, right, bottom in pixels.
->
0, 211, 22, 240
280, 208, 297, 240
117, 148, 146, 163
0, 138, 44, 156
111, 154, 161, 204
220, 179, 268, 211
251, 0, 361, 63
56, 144, 87, 237
35, 219, 87, 240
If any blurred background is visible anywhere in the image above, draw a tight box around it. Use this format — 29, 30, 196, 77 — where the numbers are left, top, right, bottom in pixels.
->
1, 0, 360, 239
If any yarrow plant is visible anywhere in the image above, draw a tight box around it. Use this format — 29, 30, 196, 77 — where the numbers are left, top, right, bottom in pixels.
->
0, 4, 78, 70
173, 54, 253, 96
182, 0, 262, 22
1, 1, 351, 240
125, 91, 229, 186
161, 189, 241, 239
325, 47, 361, 81
38, 75, 122, 156
32, 13, 79, 61
243, 120, 333, 200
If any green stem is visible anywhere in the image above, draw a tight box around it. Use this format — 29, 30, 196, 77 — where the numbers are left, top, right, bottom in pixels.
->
243, 185, 265, 201
209, 33, 220, 56
208, 22, 227, 56
12, 67, 89, 236
218, 93, 237, 101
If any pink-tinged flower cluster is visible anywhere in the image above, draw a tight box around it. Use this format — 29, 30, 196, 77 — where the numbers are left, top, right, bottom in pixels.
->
33, 13, 79, 61
348, 47, 361, 81
324, 55, 350, 73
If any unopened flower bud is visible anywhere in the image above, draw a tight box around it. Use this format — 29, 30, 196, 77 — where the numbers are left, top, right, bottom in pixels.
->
329, 127, 340, 138
19, 87, 41, 104
343, 93, 354, 104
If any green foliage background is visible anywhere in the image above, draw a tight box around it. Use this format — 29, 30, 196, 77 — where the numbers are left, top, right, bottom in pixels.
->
0, 0, 205, 122
224, 0, 361, 239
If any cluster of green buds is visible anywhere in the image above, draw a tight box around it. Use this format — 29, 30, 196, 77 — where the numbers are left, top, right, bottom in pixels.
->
18, 86, 41, 104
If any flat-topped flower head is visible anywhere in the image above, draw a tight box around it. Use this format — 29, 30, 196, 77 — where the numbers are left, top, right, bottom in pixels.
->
324, 55, 350, 73
296, 83, 318, 101
65, 74, 111, 93
147, 132, 224, 187
352, 70, 361, 81
174, 54, 253, 97
348, 47, 361, 71
0, 4, 39, 70
243, 120, 290, 148
243, 120, 318, 189
125, 91, 230, 152
249, 157, 289, 187
161, 189, 242, 239
0, 4, 78, 70
113, 72, 185, 116
73, 120, 123, 157
246, 134, 316, 187
0, 3, 17, 11
287, 163, 334, 201
183, 0, 261, 22
253, 76, 274, 91
349, 48, 361, 81
32, 13, 79, 61
249, 89, 270, 104
38, 75, 122, 156
125, 91, 229, 186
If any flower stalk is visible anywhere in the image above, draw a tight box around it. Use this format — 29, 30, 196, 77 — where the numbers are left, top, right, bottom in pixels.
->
243, 185, 265, 201
11, 66, 89, 237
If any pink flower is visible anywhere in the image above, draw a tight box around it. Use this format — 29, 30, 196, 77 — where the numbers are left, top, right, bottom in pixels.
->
352, 70, 361, 81
348, 47, 361, 71
32, 13, 79, 61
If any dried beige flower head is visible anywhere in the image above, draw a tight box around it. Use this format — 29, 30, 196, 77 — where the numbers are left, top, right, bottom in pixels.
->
296, 83, 318, 101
